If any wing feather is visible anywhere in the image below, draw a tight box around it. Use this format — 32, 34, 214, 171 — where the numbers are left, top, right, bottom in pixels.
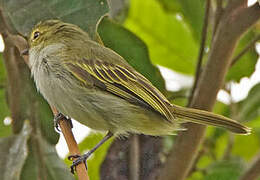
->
66, 59, 173, 121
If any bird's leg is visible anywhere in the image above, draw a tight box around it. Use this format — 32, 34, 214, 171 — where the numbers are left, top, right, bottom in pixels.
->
68, 131, 113, 174
54, 112, 73, 132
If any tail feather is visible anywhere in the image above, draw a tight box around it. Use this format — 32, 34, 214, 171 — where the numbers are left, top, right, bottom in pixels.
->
172, 105, 251, 135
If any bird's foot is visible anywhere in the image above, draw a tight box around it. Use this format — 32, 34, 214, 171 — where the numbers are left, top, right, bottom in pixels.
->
67, 132, 113, 174
54, 112, 73, 132
68, 152, 91, 174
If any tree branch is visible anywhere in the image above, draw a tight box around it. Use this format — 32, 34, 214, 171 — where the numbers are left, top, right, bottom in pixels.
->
239, 152, 260, 180
188, 0, 211, 106
158, 1, 260, 180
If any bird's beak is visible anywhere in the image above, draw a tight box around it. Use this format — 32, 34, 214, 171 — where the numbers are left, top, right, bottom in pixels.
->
21, 49, 29, 56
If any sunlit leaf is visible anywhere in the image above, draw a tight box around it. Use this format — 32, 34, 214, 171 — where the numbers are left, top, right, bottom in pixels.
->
124, 0, 198, 75
232, 133, 259, 161
197, 154, 213, 169
247, 116, 260, 139
214, 132, 228, 159
187, 171, 203, 180
177, 0, 204, 42
213, 101, 230, 117
155, 0, 181, 13
154, 0, 204, 42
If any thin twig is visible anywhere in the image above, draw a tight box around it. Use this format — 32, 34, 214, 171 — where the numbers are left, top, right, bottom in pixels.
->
231, 34, 260, 66
188, 0, 211, 106
51, 107, 89, 180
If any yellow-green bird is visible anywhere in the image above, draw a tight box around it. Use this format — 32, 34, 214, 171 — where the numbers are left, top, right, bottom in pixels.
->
24, 20, 250, 171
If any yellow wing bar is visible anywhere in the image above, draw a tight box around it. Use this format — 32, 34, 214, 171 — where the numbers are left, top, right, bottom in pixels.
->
66, 59, 173, 121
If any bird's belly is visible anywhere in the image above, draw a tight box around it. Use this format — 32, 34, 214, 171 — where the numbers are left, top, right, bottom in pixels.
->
55, 91, 110, 132
35, 73, 111, 131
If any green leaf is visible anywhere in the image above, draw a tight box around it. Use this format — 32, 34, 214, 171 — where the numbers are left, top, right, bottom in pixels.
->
155, 0, 204, 41
232, 133, 259, 161
247, 116, 260, 139
0, 53, 6, 83
214, 132, 228, 159
177, 0, 204, 42
197, 154, 213, 170
0, 122, 31, 180
155, 0, 181, 13
0, 53, 11, 137
124, 0, 198, 75
213, 101, 230, 117
98, 17, 166, 91
238, 83, 260, 122
0, 89, 11, 137
233, 83, 260, 160
204, 159, 245, 180
64, 132, 113, 180
226, 31, 259, 82
1, 0, 108, 38
187, 171, 203, 180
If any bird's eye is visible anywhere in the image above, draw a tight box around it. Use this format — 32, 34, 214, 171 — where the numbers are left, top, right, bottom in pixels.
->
33, 31, 40, 40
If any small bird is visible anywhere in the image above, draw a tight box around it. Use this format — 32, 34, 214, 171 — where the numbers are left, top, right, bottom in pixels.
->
24, 20, 250, 172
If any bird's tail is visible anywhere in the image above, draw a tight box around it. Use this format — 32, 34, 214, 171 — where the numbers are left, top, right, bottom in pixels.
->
171, 105, 251, 135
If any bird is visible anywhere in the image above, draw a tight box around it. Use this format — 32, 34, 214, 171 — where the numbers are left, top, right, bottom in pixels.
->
23, 19, 251, 172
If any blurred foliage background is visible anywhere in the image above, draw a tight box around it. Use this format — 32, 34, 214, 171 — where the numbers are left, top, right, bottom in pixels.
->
0, 0, 259, 180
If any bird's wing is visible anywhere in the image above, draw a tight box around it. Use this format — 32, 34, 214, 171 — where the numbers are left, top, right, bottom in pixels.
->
65, 58, 173, 121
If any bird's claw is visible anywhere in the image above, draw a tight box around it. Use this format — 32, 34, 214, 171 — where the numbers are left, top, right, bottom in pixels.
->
68, 154, 90, 174
54, 113, 73, 132
54, 113, 63, 132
